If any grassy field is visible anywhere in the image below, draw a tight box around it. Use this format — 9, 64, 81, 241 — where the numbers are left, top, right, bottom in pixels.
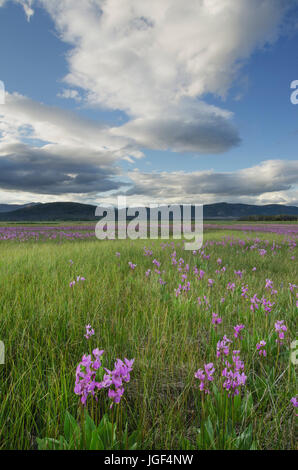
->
0, 228, 297, 450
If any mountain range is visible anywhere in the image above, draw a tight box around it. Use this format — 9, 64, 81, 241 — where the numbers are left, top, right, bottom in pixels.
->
0, 201, 297, 221
0, 203, 40, 213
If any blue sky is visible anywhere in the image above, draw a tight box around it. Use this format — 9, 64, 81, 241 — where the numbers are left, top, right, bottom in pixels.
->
0, 0, 297, 206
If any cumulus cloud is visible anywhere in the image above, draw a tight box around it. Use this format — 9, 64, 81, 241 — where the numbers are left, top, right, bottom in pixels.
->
40, 1, 286, 105
0, 92, 147, 159
17, 0, 293, 154
114, 104, 241, 153
0, 141, 126, 194
0, 92, 123, 152
119, 160, 298, 205
0, 92, 141, 195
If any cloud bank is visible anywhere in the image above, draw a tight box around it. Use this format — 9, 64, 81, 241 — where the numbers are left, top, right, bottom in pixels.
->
0, 0, 297, 205
124, 160, 298, 201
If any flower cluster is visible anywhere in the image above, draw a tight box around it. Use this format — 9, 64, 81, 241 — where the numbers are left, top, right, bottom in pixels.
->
74, 349, 134, 407
198, 269, 205, 280
256, 340, 266, 357
70, 276, 86, 287
84, 324, 95, 340
196, 344, 247, 398
290, 396, 298, 416
234, 270, 243, 279
216, 335, 232, 359
226, 282, 235, 293
241, 285, 249, 299
194, 363, 215, 394
212, 313, 222, 328
250, 294, 260, 312
261, 297, 275, 314
222, 350, 247, 397
274, 320, 287, 345
74, 348, 105, 405
233, 324, 245, 339
101, 358, 135, 407
175, 278, 191, 297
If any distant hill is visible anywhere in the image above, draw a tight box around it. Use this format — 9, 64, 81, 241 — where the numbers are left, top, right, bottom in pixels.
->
0, 203, 39, 213
0, 204, 22, 213
203, 202, 298, 219
0, 202, 97, 221
0, 201, 297, 221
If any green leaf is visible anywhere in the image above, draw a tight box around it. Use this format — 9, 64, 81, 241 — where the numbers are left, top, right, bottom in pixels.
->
64, 411, 78, 442
37, 437, 62, 450
84, 412, 97, 448
204, 416, 216, 449
128, 431, 139, 449
90, 429, 105, 450
68, 424, 82, 450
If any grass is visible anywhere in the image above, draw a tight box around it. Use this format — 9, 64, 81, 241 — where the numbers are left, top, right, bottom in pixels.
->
0, 229, 296, 450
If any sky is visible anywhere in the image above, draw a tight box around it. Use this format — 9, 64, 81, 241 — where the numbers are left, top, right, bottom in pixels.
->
0, 0, 298, 207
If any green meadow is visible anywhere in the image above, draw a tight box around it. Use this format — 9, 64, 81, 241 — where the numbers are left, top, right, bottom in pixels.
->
0, 229, 296, 450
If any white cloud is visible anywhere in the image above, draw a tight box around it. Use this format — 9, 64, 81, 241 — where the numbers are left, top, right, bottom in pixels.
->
0, 92, 143, 195
0, 92, 143, 158
57, 89, 82, 102
19, 0, 293, 154
0, 141, 127, 194
113, 99, 240, 153
41, 1, 286, 106
3, 0, 35, 21
21, 0, 34, 22
2, 0, 295, 155
114, 160, 298, 206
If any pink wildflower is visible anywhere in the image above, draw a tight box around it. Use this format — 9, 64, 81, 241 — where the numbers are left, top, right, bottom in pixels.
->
256, 340, 267, 357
